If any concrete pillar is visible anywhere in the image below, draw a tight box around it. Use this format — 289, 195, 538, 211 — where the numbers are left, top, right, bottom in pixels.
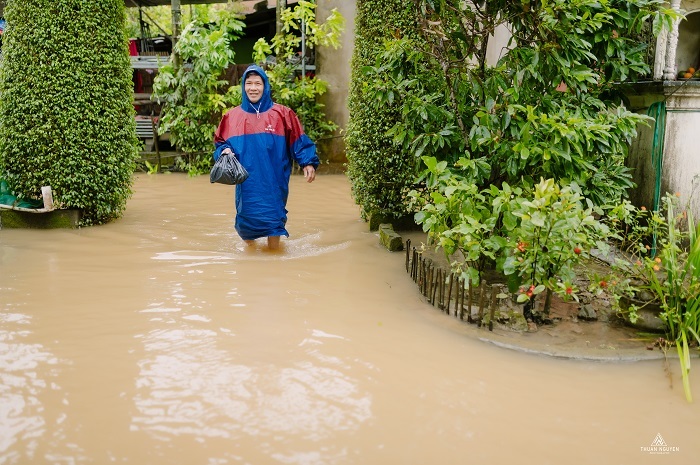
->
663, 0, 682, 80
171, 0, 182, 69
315, 0, 356, 167
276, 0, 287, 35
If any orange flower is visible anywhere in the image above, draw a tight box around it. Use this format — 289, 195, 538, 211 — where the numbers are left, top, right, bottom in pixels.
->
641, 206, 647, 211
653, 265, 660, 271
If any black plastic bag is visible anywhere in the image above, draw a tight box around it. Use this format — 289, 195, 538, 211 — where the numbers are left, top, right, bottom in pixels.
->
210, 153, 249, 185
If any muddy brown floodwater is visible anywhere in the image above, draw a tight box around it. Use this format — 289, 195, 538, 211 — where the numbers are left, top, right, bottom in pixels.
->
1, 173, 698, 465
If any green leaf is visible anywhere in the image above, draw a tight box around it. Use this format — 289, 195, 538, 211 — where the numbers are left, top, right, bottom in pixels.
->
530, 211, 546, 228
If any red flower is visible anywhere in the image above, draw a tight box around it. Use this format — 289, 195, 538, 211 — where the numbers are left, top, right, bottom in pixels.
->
525, 285, 535, 298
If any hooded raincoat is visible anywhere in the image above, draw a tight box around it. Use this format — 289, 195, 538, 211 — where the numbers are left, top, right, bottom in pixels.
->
213, 65, 319, 240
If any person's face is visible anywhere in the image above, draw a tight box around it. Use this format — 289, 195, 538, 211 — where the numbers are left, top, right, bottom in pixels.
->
244, 74, 265, 104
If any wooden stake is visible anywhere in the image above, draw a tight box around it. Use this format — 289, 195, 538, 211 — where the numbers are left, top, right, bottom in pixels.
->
424, 262, 429, 298
405, 239, 411, 272
477, 282, 487, 327
467, 281, 473, 323
412, 248, 417, 281
418, 257, 423, 291
488, 285, 498, 331
446, 273, 454, 315
432, 267, 439, 305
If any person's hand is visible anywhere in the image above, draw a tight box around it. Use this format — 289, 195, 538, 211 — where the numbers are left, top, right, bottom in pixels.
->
303, 165, 316, 183
221, 148, 233, 156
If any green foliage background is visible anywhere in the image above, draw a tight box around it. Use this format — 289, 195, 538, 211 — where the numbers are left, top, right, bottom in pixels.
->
152, 8, 246, 160
352, 0, 676, 305
0, 0, 138, 225
345, 0, 419, 219
252, 1, 344, 153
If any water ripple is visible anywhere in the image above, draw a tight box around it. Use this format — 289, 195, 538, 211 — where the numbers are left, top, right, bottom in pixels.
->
151, 233, 351, 263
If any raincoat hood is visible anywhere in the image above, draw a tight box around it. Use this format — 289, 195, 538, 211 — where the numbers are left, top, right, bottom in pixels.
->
241, 65, 274, 114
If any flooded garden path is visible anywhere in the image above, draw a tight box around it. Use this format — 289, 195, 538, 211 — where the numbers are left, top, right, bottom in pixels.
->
1, 173, 698, 464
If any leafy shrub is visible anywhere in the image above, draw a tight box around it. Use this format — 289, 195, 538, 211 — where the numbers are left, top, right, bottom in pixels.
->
368, 0, 677, 289
366, 0, 677, 208
345, 0, 419, 219
152, 7, 245, 175
411, 157, 610, 320
0, 0, 139, 225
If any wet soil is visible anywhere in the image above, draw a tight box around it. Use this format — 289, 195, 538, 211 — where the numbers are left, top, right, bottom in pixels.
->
398, 230, 666, 362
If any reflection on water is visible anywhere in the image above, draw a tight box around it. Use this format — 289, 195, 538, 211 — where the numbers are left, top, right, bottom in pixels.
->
0, 312, 59, 461
132, 326, 371, 443
1, 174, 699, 464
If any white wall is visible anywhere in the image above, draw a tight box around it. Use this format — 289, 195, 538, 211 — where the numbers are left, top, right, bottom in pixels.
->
315, 0, 355, 166
626, 83, 700, 219
486, 23, 512, 65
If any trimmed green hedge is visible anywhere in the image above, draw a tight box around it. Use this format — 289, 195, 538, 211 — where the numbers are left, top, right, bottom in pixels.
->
0, 0, 138, 225
345, 0, 418, 220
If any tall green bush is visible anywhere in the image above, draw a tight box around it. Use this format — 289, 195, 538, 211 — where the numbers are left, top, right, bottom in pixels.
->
0, 0, 138, 225
366, 0, 677, 208
361, 0, 677, 307
345, 0, 419, 220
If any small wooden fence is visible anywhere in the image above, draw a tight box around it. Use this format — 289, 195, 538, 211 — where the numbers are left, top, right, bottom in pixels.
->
405, 239, 508, 331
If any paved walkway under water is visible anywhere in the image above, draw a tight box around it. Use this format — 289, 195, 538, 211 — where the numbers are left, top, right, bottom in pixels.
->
1, 173, 697, 464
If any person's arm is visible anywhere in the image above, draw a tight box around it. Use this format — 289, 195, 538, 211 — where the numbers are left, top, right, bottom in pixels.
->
285, 108, 319, 183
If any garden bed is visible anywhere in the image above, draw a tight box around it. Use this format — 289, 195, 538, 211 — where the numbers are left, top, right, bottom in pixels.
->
398, 230, 667, 361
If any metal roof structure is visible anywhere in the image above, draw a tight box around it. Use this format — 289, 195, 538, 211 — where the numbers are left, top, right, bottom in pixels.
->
127, 0, 232, 5
124, 0, 271, 10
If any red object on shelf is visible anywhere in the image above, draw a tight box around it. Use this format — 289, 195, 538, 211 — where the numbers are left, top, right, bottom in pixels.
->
130, 39, 144, 97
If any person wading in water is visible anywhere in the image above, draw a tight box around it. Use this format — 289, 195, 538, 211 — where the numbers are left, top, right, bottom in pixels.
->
213, 65, 319, 250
